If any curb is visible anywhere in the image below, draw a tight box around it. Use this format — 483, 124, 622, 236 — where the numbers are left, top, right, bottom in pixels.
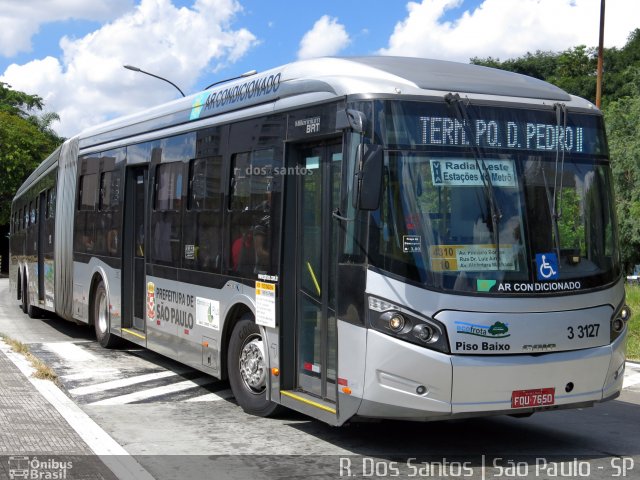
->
0, 339, 156, 480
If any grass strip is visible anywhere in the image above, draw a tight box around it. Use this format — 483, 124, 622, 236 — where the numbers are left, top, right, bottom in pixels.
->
0, 333, 59, 383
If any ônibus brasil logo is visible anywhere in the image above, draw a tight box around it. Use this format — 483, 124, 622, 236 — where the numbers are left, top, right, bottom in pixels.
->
455, 321, 510, 338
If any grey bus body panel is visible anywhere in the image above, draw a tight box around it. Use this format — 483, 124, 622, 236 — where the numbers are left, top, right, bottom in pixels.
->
359, 329, 453, 419
439, 306, 612, 355
357, 269, 626, 420
366, 269, 624, 316
336, 320, 367, 424
72, 258, 121, 326
54, 137, 79, 320
357, 317, 627, 421
350, 56, 572, 101
145, 275, 255, 378
450, 342, 612, 413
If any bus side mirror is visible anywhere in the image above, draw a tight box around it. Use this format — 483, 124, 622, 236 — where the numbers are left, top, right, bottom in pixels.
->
353, 144, 383, 211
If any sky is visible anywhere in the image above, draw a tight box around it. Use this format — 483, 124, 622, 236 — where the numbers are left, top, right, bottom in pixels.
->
0, 0, 638, 137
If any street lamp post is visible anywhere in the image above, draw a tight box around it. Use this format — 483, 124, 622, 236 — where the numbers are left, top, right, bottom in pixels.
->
123, 65, 186, 98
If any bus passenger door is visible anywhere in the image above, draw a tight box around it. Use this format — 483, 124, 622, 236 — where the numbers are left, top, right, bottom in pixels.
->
293, 141, 342, 407
122, 166, 148, 338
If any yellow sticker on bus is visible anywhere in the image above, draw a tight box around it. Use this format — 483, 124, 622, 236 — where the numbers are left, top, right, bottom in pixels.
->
430, 244, 516, 271
256, 281, 276, 328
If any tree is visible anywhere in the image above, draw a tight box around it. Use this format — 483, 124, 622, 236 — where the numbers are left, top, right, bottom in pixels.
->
548, 45, 597, 102
0, 84, 63, 225
473, 46, 597, 103
471, 50, 559, 81
472, 29, 640, 107
0, 82, 44, 116
604, 76, 640, 270
473, 31, 640, 271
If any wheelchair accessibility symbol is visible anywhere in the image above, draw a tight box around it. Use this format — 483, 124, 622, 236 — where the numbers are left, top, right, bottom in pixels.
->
536, 253, 559, 281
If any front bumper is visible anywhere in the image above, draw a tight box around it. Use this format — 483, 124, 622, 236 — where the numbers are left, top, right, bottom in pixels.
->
356, 327, 627, 420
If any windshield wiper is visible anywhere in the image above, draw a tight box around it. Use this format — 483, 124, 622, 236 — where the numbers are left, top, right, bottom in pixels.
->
542, 167, 562, 262
445, 93, 503, 269
545, 102, 569, 261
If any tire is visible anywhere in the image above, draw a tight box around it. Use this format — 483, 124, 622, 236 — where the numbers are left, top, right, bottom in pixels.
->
21, 272, 38, 317
93, 281, 120, 348
227, 315, 281, 417
20, 273, 28, 314
24, 275, 39, 318
26, 293, 38, 318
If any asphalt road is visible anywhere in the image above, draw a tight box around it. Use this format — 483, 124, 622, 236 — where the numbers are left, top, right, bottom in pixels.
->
1, 278, 639, 480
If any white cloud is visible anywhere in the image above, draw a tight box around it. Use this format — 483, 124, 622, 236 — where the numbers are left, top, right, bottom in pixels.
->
297, 15, 350, 60
0, 0, 134, 57
0, 0, 258, 137
379, 0, 640, 62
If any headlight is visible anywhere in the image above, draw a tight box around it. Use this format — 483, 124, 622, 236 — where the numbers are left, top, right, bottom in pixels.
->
413, 324, 437, 343
386, 313, 406, 332
368, 296, 449, 353
620, 305, 631, 321
611, 302, 631, 342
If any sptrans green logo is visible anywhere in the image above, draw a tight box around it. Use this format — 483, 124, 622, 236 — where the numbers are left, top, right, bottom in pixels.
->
476, 279, 497, 292
455, 321, 510, 338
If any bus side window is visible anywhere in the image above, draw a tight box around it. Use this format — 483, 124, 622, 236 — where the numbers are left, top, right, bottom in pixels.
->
48, 187, 56, 219
184, 156, 222, 272
75, 173, 98, 252
151, 162, 183, 265
98, 172, 112, 211
227, 148, 279, 277
46, 189, 51, 219
96, 171, 120, 256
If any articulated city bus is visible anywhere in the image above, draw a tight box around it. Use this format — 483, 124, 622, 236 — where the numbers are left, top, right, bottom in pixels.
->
9, 57, 629, 425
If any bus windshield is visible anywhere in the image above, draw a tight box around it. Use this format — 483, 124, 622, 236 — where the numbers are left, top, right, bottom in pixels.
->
369, 100, 621, 294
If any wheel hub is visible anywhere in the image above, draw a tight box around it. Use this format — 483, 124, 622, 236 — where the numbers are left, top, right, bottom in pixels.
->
239, 337, 266, 393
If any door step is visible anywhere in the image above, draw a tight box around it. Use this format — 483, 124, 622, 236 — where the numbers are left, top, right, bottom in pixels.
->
280, 390, 339, 425
121, 328, 146, 346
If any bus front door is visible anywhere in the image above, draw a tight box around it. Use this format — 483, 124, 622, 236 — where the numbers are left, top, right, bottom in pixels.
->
293, 141, 342, 408
122, 166, 148, 341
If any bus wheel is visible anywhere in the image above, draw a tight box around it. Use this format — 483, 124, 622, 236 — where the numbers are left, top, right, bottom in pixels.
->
93, 281, 120, 348
228, 315, 280, 417
22, 274, 37, 317
20, 274, 28, 314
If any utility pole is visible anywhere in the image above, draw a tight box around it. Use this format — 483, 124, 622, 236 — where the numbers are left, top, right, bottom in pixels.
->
596, 0, 605, 108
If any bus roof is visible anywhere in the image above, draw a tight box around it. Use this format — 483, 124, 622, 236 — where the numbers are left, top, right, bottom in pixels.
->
349, 56, 571, 101
78, 56, 582, 148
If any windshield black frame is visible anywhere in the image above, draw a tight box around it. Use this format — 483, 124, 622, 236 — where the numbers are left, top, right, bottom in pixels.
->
366, 99, 621, 295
